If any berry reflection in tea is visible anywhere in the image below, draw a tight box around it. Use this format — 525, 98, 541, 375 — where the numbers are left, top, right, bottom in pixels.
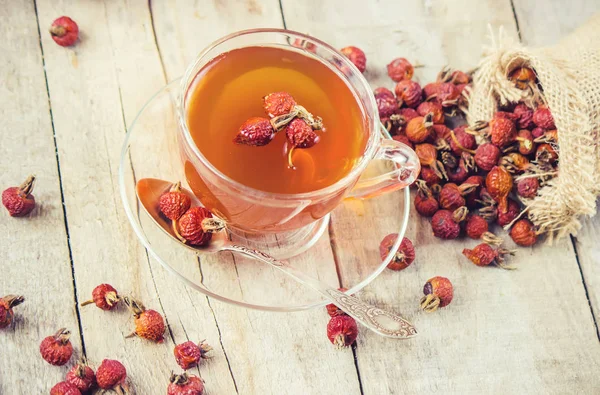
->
185, 46, 366, 194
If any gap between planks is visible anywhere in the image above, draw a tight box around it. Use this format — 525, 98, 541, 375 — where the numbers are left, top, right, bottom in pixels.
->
32, 0, 87, 357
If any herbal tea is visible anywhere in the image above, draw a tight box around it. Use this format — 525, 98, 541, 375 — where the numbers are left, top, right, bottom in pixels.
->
185, 46, 366, 194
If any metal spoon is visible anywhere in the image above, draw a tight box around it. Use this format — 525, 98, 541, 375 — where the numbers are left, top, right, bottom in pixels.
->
136, 178, 417, 339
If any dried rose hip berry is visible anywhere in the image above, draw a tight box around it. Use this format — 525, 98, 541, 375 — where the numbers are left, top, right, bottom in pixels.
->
174, 340, 212, 370
421, 276, 453, 312
419, 166, 442, 185
286, 118, 320, 168
50, 381, 81, 395
474, 143, 500, 171
2, 175, 36, 217
496, 197, 520, 227
40, 328, 73, 366
414, 180, 439, 217
263, 91, 297, 117
435, 82, 460, 107
233, 117, 275, 146
177, 207, 224, 246
326, 288, 349, 317
123, 296, 165, 342
433, 124, 451, 140
327, 315, 358, 348
531, 127, 546, 139
422, 82, 441, 100
374, 87, 395, 99
406, 114, 433, 143
463, 243, 514, 269
66, 360, 96, 393
392, 134, 413, 149
448, 127, 476, 156
509, 67, 536, 90
395, 80, 422, 108
486, 166, 513, 213
513, 103, 534, 129
379, 233, 416, 271
489, 117, 517, 147
416, 101, 444, 124
439, 183, 476, 211
387, 58, 414, 82
168, 372, 204, 395
536, 143, 558, 163
0, 295, 24, 329
533, 105, 555, 129
81, 283, 120, 310
96, 359, 128, 392
446, 159, 470, 184
465, 214, 489, 239
415, 143, 444, 177
510, 219, 538, 246
396, 108, 419, 124
516, 129, 535, 155
375, 89, 399, 120
517, 177, 539, 199
502, 152, 530, 173
49, 16, 79, 47
159, 182, 192, 221
463, 175, 484, 208
450, 70, 471, 85
341, 46, 366, 73
431, 207, 468, 239
494, 111, 520, 122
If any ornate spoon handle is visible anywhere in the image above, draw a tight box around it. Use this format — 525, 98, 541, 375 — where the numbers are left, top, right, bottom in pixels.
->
224, 244, 417, 339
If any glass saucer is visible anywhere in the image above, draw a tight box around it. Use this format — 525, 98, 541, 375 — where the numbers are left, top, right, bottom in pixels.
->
119, 79, 410, 311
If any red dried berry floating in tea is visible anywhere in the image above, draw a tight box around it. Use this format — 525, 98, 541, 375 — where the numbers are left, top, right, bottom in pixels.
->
168, 373, 205, 395
81, 283, 120, 311
474, 143, 500, 171
177, 207, 225, 246
414, 180, 439, 217
465, 214, 489, 239
387, 58, 414, 82
263, 91, 297, 117
49, 16, 79, 47
40, 328, 73, 366
174, 340, 213, 370
489, 117, 517, 147
327, 315, 358, 348
510, 219, 538, 246
395, 80, 422, 108
533, 105, 555, 129
2, 175, 36, 217
431, 207, 468, 240
326, 288, 349, 317
340, 46, 366, 73
50, 381, 81, 395
421, 276, 453, 312
463, 243, 514, 269
286, 118, 320, 168
496, 197, 520, 227
124, 296, 166, 343
96, 359, 128, 392
406, 114, 433, 143
233, 117, 276, 146
509, 67, 536, 90
379, 233, 416, 271
417, 101, 444, 124
486, 166, 513, 213
66, 360, 96, 393
0, 295, 24, 329
517, 178, 539, 199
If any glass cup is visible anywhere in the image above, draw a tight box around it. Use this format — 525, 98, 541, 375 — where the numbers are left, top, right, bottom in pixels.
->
177, 29, 420, 237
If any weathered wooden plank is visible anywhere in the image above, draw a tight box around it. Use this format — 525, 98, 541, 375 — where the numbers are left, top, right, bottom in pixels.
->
149, 1, 363, 394
281, 0, 600, 393
512, 0, 600, 339
0, 2, 82, 392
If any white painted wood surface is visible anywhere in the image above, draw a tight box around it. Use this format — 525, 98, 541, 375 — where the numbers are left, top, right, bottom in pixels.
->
1, 1, 599, 394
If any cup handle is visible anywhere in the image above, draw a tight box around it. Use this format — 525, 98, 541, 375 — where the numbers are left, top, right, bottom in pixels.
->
348, 138, 421, 200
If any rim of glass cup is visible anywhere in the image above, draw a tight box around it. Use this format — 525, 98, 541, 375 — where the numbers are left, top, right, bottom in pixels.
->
177, 28, 381, 202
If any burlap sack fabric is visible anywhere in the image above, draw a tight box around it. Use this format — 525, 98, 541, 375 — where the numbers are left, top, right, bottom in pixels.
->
466, 14, 600, 242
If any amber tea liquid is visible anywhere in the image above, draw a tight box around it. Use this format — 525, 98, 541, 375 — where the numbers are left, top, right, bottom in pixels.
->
185, 46, 366, 194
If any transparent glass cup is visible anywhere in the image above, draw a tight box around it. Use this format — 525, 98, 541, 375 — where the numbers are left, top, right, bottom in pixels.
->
177, 29, 420, 237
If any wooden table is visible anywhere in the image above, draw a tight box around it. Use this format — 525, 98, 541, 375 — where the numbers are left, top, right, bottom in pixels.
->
2, 1, 600, 394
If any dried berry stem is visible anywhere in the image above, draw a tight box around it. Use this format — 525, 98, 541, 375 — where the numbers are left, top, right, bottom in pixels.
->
420, 294, 440, 313
4, 295, 25, 308
449, 131, 475, 154
54, 328, 71, 344
481, 232, 503, 246
123, 296, 146, 317
19, 175, 35, 195
201, 217, 225, 233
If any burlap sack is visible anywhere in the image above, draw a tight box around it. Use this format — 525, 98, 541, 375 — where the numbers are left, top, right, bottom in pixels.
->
467, 14, 600, 242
